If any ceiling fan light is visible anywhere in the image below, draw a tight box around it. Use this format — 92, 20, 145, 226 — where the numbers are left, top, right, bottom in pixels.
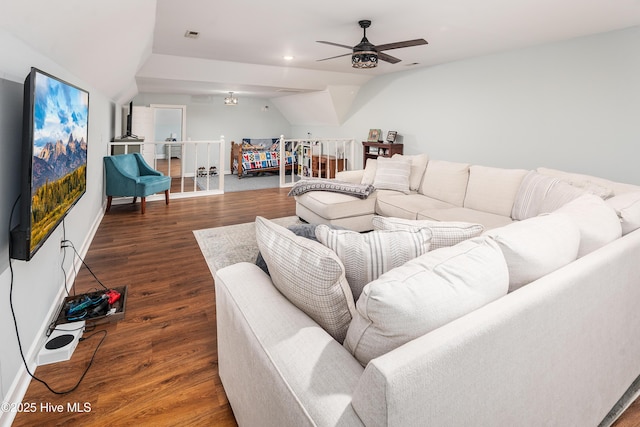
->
352, 51, 378, 68
224, 92, 238, 105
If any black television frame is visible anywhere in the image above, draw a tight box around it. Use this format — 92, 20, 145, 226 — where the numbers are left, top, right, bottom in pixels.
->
10, 67, 89, 261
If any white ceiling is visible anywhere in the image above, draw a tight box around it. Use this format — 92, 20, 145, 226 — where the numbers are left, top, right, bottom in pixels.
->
3, 0, 640, 102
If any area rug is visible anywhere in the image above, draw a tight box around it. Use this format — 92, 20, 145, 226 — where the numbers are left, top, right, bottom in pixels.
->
193, 216, 301, 277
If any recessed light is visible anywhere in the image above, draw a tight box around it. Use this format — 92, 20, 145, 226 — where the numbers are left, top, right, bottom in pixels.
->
184, 30, 200, 39
283, 55, 294, 61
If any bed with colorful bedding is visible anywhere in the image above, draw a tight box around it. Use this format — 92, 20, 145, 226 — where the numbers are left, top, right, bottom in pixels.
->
230, 138, 295, 178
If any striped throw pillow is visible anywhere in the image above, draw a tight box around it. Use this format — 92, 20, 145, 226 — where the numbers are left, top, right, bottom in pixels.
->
511, 171, 560, 220
373, 156, 412, 194
315, 224, 431, 301
372, 216, 484, 250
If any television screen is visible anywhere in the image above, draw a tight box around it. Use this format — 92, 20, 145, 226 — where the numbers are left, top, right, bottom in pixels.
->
10, 68, 89, 261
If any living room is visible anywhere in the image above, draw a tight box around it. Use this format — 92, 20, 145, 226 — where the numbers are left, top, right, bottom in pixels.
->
1, 1, 640, 426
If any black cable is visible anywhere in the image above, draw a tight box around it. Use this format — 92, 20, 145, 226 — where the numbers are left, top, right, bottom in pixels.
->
60, 240, 108, 290
8, 196, 107, 395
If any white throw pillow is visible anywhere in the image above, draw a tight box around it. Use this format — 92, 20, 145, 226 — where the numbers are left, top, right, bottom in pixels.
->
373, 156, 412, 194
255, 216, 355, 343
344, 237, 508, 366
392, 153, 428, 191
371, 216, 484, 250
361, 158, 377, 185
553, 194, 622, 257
484, 213, 581, 292
315, 224, 432, 301
606, 191, 640, 235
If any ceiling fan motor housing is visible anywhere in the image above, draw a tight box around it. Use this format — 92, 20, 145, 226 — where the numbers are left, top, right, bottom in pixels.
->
352, 20, 378, 68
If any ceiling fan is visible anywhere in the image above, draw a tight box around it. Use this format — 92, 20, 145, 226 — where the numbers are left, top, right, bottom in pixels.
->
317, 20, 428, 68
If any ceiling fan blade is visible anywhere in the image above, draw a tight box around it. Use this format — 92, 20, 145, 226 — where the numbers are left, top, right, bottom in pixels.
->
375, 39, 428, 52
317, 41, 353, 50
317, 52, 352, 62
378, 52, 402, 64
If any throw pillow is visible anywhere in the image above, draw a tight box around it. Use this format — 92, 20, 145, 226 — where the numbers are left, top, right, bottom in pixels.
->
371, 216, 484, 250
361, 158, 377, 185
372, 156, 412, 194
484, 213, 581, 292
511, 171, 560, 220
553, 194, 622, 257
315, 224, 432, 301
538, 180, 586, 214
606, 191, 640, 235
343, 236, 508, 366
254, 216, 355, 343
392, 153, 429, 191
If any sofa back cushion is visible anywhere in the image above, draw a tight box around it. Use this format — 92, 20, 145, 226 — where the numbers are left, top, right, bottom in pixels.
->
463, 165, 528, 217
315, 225, 432, 301
343, 237, 508, 366
255, 216, 355, 343
553, 194, 622, 257
537, 167, 638, 197
419, 160, 470, 206
484, 213, 580, 292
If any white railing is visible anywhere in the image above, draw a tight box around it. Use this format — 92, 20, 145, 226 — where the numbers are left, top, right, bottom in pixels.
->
107, 137, 225, 202
278, 137, 356, 187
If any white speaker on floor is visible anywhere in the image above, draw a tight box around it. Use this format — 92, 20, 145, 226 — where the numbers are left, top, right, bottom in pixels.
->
37, 321, 85, 366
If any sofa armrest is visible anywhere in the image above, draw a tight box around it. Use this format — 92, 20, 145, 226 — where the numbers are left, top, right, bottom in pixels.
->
215, 262, 364, 427
336, 169, 364, 184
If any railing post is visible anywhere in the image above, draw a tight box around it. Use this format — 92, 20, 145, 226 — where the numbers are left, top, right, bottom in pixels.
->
219, 136, 225, 193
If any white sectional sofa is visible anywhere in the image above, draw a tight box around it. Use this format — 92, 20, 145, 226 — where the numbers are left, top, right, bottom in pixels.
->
214, 154, 640, 426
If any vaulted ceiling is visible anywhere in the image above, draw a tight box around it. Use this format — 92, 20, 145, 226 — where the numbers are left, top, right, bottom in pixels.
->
3, 0, 640, 104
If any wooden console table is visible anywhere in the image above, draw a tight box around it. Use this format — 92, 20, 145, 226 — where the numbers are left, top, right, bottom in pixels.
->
312, 155, 346, 179
362, 141, 404, 167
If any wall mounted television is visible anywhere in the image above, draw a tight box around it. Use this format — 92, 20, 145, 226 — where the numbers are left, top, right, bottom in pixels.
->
10, 67, 89, 261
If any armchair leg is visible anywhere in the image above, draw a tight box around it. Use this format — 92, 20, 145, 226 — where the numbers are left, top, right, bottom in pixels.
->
165, 190, 170, 205
106, 196, 112, 213
141, 197, 146, 214
132, 197, 137, 204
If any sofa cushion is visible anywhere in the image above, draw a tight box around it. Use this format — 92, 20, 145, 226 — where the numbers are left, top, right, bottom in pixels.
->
418, 160, 470, 206
295, 190, 377, 220
553, 194, 622, 257
484, 213, 581, 292
606, 191, 640, 235
254, 216, 355, 343
537, 167, 639, 196
392, 153, 428, 191
372, 216, 484, 250
511, 171, 560, 220
373, 156, 412, 194
343, 237, 508, 366
315, 224, 432, 301
375, 193, 454, 220
417, 207, 514, 230
463, 165, 528, 217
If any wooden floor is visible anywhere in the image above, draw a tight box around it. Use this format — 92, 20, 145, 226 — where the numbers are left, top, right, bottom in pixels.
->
13, 187, 295, 427
12, 187, 640, 426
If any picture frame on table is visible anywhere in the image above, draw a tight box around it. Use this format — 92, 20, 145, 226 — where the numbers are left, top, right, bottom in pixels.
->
386, 131, 397, 143
367, 129, 382, 142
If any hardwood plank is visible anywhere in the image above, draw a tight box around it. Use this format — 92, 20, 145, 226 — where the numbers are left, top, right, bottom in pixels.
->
11, 186, 640, 426
12, 187, 294, 427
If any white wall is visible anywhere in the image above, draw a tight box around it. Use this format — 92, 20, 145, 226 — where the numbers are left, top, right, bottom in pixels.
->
0, 30, 113, 417
293, 26, 640, 184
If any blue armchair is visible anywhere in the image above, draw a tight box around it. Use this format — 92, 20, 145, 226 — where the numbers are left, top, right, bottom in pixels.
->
104, 153, 171, 214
